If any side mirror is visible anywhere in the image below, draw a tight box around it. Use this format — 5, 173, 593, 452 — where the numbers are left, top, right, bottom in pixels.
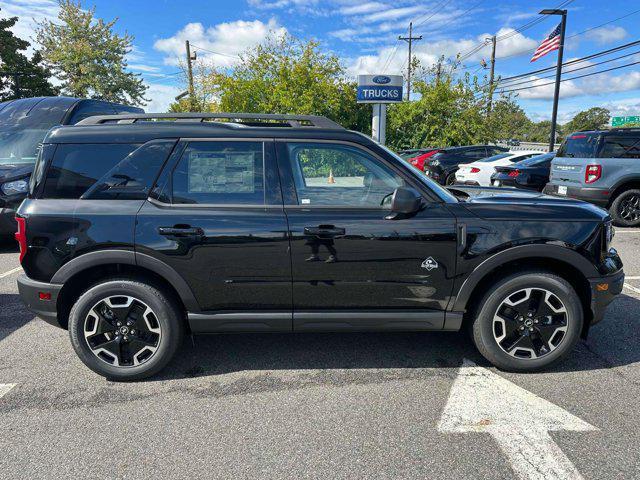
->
386, 187, 423, 220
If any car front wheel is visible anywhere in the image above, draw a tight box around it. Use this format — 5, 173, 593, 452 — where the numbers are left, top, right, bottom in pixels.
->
471, 271, 583, 372
68, 279, 184, 381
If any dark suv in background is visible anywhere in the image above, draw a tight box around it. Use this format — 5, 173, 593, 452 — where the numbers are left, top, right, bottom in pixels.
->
0, 96, 143, 237
16, 113, 622, 380
424, 145, 508, 185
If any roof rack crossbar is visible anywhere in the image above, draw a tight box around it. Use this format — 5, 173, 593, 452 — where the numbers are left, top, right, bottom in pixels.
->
76, 112, 344, 129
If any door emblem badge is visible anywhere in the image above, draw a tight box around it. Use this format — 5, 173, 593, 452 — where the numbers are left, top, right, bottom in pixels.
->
421, 257, 438, 271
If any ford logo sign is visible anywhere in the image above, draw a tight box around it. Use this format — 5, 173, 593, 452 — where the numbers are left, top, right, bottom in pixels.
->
372, 75, 391, 84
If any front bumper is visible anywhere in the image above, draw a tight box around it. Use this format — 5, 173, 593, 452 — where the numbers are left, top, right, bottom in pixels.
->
588, 268, 624, 326
543, 184, 611, 207
17, 274, 63, 328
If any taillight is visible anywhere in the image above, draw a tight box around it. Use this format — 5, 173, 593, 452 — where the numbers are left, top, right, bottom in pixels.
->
508, 170, 520, 177
585, 164, 601, 184
470, 167, 480, 173
15, 216, 27, 263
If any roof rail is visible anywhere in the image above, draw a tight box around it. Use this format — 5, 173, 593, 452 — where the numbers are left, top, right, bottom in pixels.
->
76, 112, 344, 129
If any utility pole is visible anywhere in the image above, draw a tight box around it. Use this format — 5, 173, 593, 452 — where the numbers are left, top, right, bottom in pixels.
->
399, 22, 422, 101
540, 8, 568, 152
435, 60, 441, 85
185, 40, 196, 111
487, 35, 496, 113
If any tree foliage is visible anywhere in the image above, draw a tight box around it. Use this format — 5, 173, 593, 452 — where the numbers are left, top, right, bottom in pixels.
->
0, 13, 57, 101
170, 34, 370, 132
34, 0, 147, 105
563, 107, 610, 134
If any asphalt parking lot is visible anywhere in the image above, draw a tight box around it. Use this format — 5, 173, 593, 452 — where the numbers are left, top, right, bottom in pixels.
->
1, 231, 639, 479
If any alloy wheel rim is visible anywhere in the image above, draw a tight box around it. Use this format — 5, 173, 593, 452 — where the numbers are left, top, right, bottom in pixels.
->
618, 194, 640, 221
492, 288, 568, 360
84, 295, 162, 367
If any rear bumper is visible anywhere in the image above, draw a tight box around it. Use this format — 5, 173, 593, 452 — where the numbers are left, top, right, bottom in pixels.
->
543, 184, 611, 207
17, 274, 63, 328
588, 268, 624, 326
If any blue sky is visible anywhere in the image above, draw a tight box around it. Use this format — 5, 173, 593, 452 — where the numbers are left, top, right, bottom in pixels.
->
2, 0, 639, 123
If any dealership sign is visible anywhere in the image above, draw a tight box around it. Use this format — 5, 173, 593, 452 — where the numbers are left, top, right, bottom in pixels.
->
357, 75, 403, 103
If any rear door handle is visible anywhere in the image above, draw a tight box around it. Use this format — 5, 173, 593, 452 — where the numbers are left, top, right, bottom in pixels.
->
158, 226, 204, 237
304, 226, 346, 237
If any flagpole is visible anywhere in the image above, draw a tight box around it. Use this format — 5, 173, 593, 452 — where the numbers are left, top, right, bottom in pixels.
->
544, 9, 568, 152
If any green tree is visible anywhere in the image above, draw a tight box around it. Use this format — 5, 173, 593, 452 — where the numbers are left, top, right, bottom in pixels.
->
172, 34, 369, 132
34, 0, 147, 105
489, 98, 533, 140
386, 68, 492, 149
0, 13, 57, 100
563, 107, 610, 134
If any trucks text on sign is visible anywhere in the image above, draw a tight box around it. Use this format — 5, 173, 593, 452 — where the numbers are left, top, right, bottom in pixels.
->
357, 75, 403, 104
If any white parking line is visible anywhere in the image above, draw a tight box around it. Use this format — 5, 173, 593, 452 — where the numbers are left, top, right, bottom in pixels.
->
0, 383, 16, 399
0, 266, 22, 279
625, 276, 640, 280
624, 283, 640, 294
614, 230, 640, 234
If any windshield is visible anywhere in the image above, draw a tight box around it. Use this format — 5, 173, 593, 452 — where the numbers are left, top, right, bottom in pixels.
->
0, 128, 50, 164
477, 153, 511, 163
557, 133, 599, 158
377, 143, 458, 203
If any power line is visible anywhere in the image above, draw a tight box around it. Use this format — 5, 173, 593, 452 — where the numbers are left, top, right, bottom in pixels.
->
490, 39, 640, 87
495, 49, 640, 89
189, 44, 239, 59
497, 59, 640, 94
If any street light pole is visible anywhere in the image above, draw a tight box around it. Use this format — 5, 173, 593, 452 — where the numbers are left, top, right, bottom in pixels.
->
540, 8, 568, 152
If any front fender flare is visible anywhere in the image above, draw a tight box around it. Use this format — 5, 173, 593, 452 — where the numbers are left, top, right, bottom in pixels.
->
451, 244, 597, 312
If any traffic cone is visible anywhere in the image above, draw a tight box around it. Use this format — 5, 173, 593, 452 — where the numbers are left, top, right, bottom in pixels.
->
328, 169, 335, 184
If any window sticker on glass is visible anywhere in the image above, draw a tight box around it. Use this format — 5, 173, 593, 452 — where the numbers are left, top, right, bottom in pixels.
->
188, 152, 256, 193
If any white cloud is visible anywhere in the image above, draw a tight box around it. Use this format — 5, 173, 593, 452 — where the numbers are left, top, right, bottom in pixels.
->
348, 27, 538, 75
143, 82, 182, 113
0, 0, 59, 53
584, 26, 627, 45
360, 5, 425, 23
154, 18, 287, 67
339, 2, 388, 15
601, 97, 640, 117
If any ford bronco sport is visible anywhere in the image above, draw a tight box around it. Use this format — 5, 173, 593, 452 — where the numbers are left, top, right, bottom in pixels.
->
16, 113, 624, 380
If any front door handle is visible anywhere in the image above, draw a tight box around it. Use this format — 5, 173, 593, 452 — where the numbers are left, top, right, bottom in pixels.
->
304, 225, 346, 237
158, 226, 204, 237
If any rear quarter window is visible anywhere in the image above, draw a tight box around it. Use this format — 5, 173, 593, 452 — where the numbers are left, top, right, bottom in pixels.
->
42, 143, 139, 199
598, 135, 640, 159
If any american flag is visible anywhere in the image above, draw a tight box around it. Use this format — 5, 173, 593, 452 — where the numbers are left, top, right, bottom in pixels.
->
530, 23, 562, 62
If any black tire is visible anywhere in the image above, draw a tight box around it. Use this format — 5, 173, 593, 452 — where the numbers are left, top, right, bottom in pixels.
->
471, 271, 583, 372
68, 279, 184, 381
610, 189, 640, 227
445, 172, 457, 185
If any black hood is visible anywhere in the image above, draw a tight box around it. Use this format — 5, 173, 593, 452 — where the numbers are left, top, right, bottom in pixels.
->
0, 163, 34, 183
448, 185, 608, 222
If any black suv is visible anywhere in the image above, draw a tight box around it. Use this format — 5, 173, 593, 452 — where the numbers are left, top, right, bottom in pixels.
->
423, 144, 508, 185
16, 113, 623, 380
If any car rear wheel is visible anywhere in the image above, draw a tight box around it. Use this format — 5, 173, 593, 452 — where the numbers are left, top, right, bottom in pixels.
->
610, 189, 640, 227
471, 271, 583, 372
68, 279, 184, 381
445, 173, 457, 185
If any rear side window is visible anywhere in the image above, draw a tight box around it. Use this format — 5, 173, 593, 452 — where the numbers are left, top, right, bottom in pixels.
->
599, 135, 640, 159
83, 140, 176, 200
557, 133, 599, 158
171, 141, 264, 205
42, 143, 138, 199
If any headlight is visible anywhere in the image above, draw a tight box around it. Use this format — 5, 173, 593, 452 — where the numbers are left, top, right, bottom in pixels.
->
1, 179, 29, 195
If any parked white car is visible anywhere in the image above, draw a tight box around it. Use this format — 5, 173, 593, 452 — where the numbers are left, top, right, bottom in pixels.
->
455, 150, 544, 186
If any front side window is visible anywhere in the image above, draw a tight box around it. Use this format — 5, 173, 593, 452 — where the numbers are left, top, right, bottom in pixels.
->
172, 141, 264, 205
286, 142, 404, 207
599, 136, 640, 159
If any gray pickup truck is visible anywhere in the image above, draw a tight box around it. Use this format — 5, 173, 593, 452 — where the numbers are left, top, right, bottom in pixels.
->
543, 128, 640, 226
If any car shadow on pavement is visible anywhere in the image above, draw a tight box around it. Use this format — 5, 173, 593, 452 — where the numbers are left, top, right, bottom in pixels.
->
0, 294, 35, 344
151, 293, 640, 381
0, 238, 18, 253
